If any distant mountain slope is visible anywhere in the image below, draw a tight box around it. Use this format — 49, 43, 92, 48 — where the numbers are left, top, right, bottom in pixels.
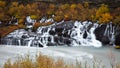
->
3, 0, 120, 8
36, 0, 120, 8
36, 0, 120, 3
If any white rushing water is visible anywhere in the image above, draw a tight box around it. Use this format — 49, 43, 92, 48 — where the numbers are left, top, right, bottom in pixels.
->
2, 17, 104, 47
70, 21, 102, 47
104, 22, 115, 45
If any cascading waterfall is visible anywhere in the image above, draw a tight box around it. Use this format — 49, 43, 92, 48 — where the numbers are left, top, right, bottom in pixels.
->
37, 26, 52, 47
70, 21, 102, 47
1, 20, 103, 47
17, 37, 21, 46
86, 24, 102, 47
2, 16, 114, 47
103, 22, 115, 45
70, 21, 84, 46
26, 37, 34, 47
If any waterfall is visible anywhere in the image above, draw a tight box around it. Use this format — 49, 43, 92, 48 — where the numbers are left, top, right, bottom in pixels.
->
18, 39, 21, 46
70, 21, 84, 46
28, 40, 32, 47
109, 23, 115, 45
7, 38, 11, 45
51, 36, 54, 43
87, 25, 102, 47
103, 23, 115, 45
70, 21, 102, 47
1, 20, 109, 47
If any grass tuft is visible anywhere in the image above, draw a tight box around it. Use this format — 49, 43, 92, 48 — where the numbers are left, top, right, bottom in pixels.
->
4, 53, 120, 68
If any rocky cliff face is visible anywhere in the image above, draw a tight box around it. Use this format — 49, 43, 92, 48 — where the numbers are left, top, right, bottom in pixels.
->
0, 16, 120, 47
1, 19, 120, 47
95, 23, 120, 46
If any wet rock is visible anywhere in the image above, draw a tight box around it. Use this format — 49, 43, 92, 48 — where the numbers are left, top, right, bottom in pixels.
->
48, 37, 51, 42
83, 31, 87, 39
55, 27, 64, 33
94, 24, 110, 44
63, 38, 71, 45
63, 31, 71, 38
49, 30, 56, 35
115, 34, 120, 45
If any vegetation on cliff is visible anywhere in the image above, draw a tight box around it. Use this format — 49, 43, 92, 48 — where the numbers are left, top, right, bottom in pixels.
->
0, 0, 120, 37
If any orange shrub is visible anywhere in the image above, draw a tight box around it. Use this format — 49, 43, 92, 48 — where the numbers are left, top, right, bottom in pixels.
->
99, 13, 113, 23
33, 22, 41, 28
83, 2, 89, 8
0, 1, 6, 8
54, 15, 63, 22
77, 3, 84, 10
112, 7, 120, 24
96, 4, 113, 23
70, 4, 77, 9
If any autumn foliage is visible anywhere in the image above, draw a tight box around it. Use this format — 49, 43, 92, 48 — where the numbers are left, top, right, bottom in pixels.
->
0, 1, 119, 24
4, 54, 75, 68
4, 53, 120, 68
0, 1, 120, 37
96, 4, 113, 23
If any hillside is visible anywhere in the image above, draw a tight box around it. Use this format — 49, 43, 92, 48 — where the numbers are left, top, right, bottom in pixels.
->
0, 0, 120, 38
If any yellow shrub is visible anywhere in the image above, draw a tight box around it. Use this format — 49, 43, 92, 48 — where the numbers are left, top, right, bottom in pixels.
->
11, 2, 18, 7
54, 15, 63, 22
95, 4, 113, 23
77, 3, 84, 10
47, 10, 54, 15
96, 4, 109, 19
0, 1, 6, 7
30, 15, 37, 19
84, 2, 89, 8
99, 13, 113, 23
113, 15, 120, 25
70, 4, 77, 9
8, 2, 19, 16
64, 14, 71, 21
18, 19, 24, 25
49, 4, 55, 9
60, 4, 69, 10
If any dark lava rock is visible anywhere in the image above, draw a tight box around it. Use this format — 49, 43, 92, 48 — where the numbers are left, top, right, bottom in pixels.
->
115, 34, 120, 46
55, 26, 64, 33
63, 31, 71, 38
55, 21, 74, 32
94, 24, 110, 44
54, 36, 71, 45
83, 30, 87, 39
54, 21, 74, 37
49, 30, 56, 35
48, 37, 51, 42
63, 38, 71, 45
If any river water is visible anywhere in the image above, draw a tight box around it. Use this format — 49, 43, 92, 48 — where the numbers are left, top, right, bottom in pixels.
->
0, 45, 120, 68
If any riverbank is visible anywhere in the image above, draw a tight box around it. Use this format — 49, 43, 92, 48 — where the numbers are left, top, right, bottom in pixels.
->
0, 45, 120, 68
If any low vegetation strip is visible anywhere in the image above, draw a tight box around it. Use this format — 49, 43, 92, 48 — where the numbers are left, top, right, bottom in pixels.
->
3, 53, 120, 68
4, 54, 75, 68
0, 25, 25, 38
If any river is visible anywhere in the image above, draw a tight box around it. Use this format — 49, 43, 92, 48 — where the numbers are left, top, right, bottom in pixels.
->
0, 45, 120, 68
